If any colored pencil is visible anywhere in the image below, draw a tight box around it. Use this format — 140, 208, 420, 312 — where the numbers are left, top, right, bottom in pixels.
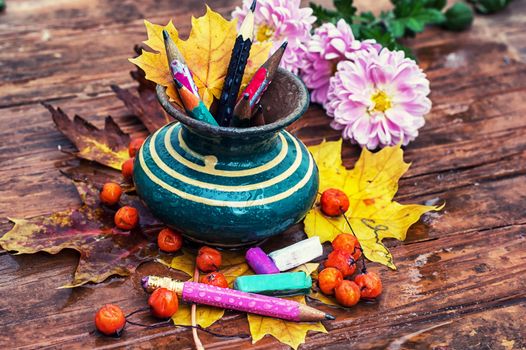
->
174, 78, 218, 126
163, 30, 199, 96
230, 93, 251, 127
142, 276, 335, 322
241, 41, 287, 108
250, 104, 265, 127
216, 0, 257, 126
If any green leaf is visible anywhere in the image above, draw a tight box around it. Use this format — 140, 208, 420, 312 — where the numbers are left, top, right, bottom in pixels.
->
389, 1, 446, 37
406, 17, 425, 32
387, 19, 406, 38
443, 2, 474, 31
310, 3, 338, 25
416, 8, 447, 23
425, 0, 447, 9
334, 0, 357, 19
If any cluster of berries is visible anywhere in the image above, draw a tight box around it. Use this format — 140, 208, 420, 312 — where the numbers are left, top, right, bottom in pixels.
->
94, 246, 228, 336
98, 137, 145, 231
317, 188, 382, 307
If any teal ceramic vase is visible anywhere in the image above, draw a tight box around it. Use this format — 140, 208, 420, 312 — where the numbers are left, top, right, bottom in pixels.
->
133, 69, 319, 246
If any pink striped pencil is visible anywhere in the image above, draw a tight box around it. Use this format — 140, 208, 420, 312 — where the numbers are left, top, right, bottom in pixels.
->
142, 276, 334, 322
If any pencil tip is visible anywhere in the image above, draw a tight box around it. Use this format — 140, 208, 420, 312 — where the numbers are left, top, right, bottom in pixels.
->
173, 78, 183, 88
250, 0, 257, 11
325, 313, 336, 320
280, 41, 288, 49
162, 29, 169, 41
243, 93, 250, 100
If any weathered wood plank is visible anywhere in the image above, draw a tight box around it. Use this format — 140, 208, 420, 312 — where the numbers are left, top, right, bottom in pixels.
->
1, 0, 525, 348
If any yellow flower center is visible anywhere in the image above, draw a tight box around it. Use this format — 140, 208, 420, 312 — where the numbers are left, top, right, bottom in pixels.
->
371, 90, 392, 113
256, 24, 275, 42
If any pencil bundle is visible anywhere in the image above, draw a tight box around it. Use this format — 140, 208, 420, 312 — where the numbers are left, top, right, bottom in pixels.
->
162, 0, 287, 129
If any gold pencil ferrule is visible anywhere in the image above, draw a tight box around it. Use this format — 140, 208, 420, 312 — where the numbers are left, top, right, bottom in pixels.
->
143, 275, 183, 294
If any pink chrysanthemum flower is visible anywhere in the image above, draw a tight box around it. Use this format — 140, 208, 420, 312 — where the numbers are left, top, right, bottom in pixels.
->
325, 48, 431, 150
300, 19, 380, 105
232, 0, 316, 74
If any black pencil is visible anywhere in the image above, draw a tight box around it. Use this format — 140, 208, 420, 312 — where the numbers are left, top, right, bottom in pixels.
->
216, 0, 256, 126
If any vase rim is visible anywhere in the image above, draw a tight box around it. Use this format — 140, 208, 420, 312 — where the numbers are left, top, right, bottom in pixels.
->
156, 68, 309, 137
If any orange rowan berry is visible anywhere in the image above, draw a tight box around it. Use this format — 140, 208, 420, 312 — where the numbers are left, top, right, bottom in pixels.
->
332, 233, 362, 260
99, 182, 122, 206
335, 280, 361, 307
318, 267, 343, 295
325, 249, 356, 277
200, 272, 228, 288
121, 158, 134, 181
95, 304, 126, 336
114, 206, 139, 230
355, 271, 383, 299
157, 228, 183, 253
148, 288, 179, 319
320, 188, 349, 217
196, 246, 222, 272
128, 137, 145, 157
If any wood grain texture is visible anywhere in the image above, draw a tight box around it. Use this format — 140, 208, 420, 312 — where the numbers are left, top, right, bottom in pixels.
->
1, 0, 525, 349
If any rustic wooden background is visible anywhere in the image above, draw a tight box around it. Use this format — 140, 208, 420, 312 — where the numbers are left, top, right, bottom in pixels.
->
1, 0, 525, 349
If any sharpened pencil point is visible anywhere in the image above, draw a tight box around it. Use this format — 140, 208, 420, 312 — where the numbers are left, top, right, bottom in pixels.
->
325, 313, 336, 320
242, 93, 250, 100
250, 0, 257, 11
162, 29, 170, 41
280, 41, 288, 49
173, 77, 183, 88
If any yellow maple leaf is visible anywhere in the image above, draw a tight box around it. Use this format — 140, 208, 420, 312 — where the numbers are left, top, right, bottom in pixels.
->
130, 7, 272, 109
291, 263, 319, 278
247, 295, 327, 350
304, 140, 444, 269
308, 291, 340, 307
166, 249, 250, 328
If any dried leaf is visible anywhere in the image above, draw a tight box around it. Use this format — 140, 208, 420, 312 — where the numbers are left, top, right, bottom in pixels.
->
307, 291, 340, 307
167, 249, 250, 327
247, 295, 327, 350
0, 180, 162, 287
111, 67, 175, 133
291, 263, 319, 277
304, 140, 444, 269
165, 250, 195, 277
172, 303, 225, 328
44, 103, 130, 171
59, 163, 135, 194
130, 7, 272, 108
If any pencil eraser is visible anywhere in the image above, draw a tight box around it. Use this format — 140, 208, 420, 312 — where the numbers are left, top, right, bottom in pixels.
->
234, 272, 312, 296
268, 236, 323, 271
245, 247, 280, 274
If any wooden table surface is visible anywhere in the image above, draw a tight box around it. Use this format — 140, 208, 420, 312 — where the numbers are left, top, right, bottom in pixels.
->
1, 0, 525, 349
